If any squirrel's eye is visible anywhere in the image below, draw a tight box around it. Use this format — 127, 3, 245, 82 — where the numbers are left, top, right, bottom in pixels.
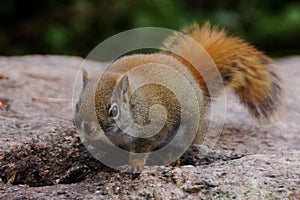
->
109, 103, 119, 119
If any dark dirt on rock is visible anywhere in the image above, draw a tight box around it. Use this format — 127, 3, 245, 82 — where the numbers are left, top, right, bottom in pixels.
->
0, 55, 299, 199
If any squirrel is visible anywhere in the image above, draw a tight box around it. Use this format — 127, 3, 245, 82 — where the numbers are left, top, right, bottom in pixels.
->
74, 22, 282, 173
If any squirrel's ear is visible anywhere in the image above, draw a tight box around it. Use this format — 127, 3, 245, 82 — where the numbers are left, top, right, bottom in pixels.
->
82, 68, 90, 88
117, 74, 132, 103
120, 75, 130, 92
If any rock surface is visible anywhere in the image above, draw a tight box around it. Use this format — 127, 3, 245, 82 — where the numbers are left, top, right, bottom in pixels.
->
0, 55, 299, 199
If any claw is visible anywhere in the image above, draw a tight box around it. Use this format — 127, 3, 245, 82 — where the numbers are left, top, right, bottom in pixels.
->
118, 164, 143, 174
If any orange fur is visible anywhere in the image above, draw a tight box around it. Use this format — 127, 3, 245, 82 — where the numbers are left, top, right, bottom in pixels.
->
163, 22, 282, 119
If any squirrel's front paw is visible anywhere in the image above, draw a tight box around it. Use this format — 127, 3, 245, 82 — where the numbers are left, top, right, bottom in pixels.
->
118, 164, 143, 174
118, 153, 147, 174
165, 159, 180, 167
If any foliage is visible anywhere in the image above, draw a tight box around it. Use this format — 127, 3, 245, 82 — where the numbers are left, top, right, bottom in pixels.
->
0, 0, 299, 56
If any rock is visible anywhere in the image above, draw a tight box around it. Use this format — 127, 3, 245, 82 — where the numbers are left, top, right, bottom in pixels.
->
0, 55, 299, 199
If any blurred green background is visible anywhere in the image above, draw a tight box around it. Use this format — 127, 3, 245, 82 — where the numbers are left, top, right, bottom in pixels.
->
1, 0, 300, 57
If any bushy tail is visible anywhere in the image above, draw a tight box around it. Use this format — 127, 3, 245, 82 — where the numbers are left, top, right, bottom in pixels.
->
163, 22, 282, 120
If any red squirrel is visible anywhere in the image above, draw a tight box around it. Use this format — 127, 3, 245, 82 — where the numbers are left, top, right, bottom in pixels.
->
74, 22, 282, 173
